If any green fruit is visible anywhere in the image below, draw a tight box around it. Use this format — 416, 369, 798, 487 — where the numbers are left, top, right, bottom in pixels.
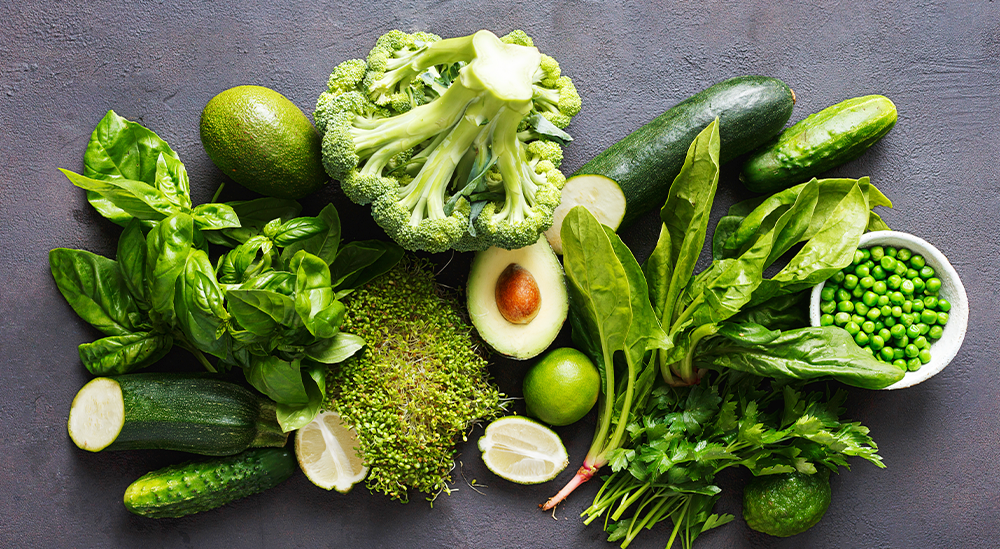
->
742, 470, 832, 537
522, 347, 600, 426
200, 85, 328, 199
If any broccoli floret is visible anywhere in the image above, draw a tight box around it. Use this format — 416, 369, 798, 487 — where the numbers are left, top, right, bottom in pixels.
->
316, 29, 581, 253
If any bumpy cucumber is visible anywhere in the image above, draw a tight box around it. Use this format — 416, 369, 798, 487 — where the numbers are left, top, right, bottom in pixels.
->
123, 447, 296, 518
573, 75, 795, 227
740, 95, 897, 193
67, 373, 287, 455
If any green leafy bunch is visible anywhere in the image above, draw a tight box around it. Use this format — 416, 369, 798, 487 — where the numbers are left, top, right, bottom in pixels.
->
327, 256, 502, 502
51, 111, 402, 431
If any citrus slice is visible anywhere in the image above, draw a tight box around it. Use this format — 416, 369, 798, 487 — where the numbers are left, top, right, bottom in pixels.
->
478, 416, 569, 484
295, 410, 368, 493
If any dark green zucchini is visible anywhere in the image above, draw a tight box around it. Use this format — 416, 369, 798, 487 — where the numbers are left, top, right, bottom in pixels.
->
67, 373, 287, 455
740, 95, 897, 193
123, 447, 296, 518
574, 75, 795, 227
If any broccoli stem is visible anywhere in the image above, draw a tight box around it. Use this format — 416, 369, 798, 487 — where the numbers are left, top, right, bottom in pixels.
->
370, 34, 479, 102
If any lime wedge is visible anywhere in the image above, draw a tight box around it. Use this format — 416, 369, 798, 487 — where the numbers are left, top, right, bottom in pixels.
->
295, 410, 368, 493
478, 416, 569, 484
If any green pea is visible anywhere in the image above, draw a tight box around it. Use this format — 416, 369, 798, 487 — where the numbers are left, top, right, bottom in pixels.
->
870, 246, 885, 261
820, 300, 837, 314
820, 286, 836, 302
884, 316, 897, 327
861, 249, 871, 262
820, 313, 835, 326
890, 324, 906, 339
855, 264, 871, 278
860, 276, 875, 289
846, 322, 861, 336
887, 275, 902, 290
853, 250, 865, 264
880, 305, 892, 317
926, 278, 942, 293
862, 291, 878, 307
864, 346, 875, 356
866, 308, 881, 321
831, 271, 845, 284
921, 310, 938, 324
936, 298, 951, 312
906, 324, 921, 339
891, 306, 903, 318
900, 279, 915, 294
837, 301, 854, 313
893, 358, 908, 370
880, 347, 895, 362
923, 296, 938, 309
894, 262, 908, 276
852, 287, 864, 299
862, 320, 876, 334
928, 325, 944, 339
885, 246, 898, 257
877, 294, 890, 307
913, 277, 926, 294
913, 335, 928, 349
893, 346, 906, 360
911, 299, 924, 313
843, 274, 858, 290
902, 300, 912, 314
920, 266, 935, 279
889, 291, 905, 305
874, 320, 885, 331
854, 302, 870, 316
851, 314, 866, 325
871, 265, 887, 280
897, 248, 912, 261
907, 357, 922, 372
855, 331, 870, 346
909, 255, 925, 269
906, 268, 920, 280
873, 280, 888, 295
880, 255, 897, 271
918, 349, 932, 364
837, 288, 852, 302
870, 335, 885, 350
878, 328, 892, 341
900, 313, 914, 327
834, 312, 851, 326
918, 323, 930, 335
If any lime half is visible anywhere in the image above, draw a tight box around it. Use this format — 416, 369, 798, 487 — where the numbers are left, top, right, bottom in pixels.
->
295, 410, 368, 493
478, 416, 569, 484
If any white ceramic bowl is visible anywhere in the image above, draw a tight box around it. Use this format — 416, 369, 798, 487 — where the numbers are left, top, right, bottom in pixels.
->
809, 231, 968, 390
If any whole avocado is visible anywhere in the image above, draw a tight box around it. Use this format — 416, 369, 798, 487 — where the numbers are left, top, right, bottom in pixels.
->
200, 85, 328, 199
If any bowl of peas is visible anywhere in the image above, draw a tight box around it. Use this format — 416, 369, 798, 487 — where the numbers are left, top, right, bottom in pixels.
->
810, 231, 968, 390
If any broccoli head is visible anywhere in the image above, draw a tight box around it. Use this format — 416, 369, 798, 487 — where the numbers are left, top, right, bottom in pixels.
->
315, 29, 581, 252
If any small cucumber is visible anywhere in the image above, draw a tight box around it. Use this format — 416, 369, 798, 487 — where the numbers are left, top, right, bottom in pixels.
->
67, 373, 287, 455
740, 95, 898, 193
573, 76, 795, 227
123, 447, 296, 518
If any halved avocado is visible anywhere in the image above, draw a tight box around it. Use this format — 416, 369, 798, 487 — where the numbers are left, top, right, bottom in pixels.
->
467, 236, 568, 360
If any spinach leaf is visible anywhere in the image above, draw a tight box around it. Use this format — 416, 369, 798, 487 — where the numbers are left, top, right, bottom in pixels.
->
144, 213, 194, 326
82, 110, 185, 225
174, 249, 229, 359
78, 331, 173, 375
246, 355, 309, 406
727, 291, 810, 332
116, 219, 148, 308
695, 326, 905, 389
303, 332, 365, 364
49, 248, 141, 336
711, 215, 744, 261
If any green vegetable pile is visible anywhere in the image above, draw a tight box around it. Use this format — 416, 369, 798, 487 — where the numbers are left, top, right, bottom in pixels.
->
314, 29, 581, 253
51, 110, 402, 432
327, 257, 503, 502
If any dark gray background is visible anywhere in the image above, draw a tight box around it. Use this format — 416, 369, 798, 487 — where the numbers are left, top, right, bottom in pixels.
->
2, 1, 998, 547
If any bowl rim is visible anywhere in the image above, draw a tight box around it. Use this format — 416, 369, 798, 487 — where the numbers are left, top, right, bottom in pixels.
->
809, 230, 969, 390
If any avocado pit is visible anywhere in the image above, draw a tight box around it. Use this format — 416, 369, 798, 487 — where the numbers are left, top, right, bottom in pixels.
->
495, 263, 541, 324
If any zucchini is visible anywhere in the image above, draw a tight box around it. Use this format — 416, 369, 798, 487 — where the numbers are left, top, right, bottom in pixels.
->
124, 447, 296, 518
573, 76, 795, 227
67, 373, 287, 455
740, 95, 898, 193
543, 174, 626, 254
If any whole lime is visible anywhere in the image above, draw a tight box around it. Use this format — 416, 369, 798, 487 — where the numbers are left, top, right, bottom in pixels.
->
200, 85, 328, 199
742, 470, 832, 537
522, 347, 600, 426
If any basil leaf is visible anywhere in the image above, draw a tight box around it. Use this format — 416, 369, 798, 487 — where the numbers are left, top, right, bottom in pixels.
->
304, 332, 365, 364
78, 331, 173, 375
192, 203, 241, 231
145, 213, 194, 326
227, 289, 297, 336
152, 152, 192, 209
240, 271, 296, 295
60, 169, 178, 221
329, 240, 403, 290
82, 110, 185, 225
292, 251, 339, 338
272, 217, 328, 247
276, 364, 328, 432
116, 219, 148, 308
246, 355, 309, 405
174, 249, 229, 358
49, 248, 141, 336
203, 198, 302, 247
281, 204, 341, 265
695, 326, 905, 390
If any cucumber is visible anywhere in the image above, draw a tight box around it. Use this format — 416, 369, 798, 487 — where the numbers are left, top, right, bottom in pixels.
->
544, 174, 626, 254
124, 447, 296, 518
573, 76, 795, 227
67, 373, 287, 455
740, 95, 898, 193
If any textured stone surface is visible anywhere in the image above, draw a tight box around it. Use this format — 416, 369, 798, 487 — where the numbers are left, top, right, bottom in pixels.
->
1, 1, 998, 547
